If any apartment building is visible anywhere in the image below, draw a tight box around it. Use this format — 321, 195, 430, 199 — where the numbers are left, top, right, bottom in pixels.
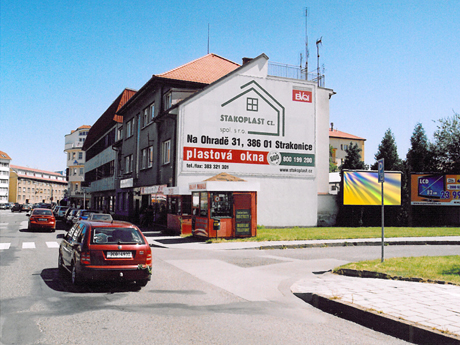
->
64, 125, 90, 207
9, 165, 67, 204
329, 124, 366, 168
0, 151, 12, 205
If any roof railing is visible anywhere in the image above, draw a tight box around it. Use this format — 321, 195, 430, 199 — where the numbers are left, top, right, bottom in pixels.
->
268, 62, 325, 87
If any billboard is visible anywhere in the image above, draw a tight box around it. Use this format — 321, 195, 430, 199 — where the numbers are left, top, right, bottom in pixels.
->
343, 170, 402, 206
411, 174, 460, 206
179, 76, 316, 177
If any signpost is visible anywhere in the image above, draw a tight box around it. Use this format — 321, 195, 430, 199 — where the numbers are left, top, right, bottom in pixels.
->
378, 158, 385, 262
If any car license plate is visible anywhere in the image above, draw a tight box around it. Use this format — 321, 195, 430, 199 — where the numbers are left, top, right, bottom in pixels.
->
38, 218, 47, 222
107, 251, 132, 258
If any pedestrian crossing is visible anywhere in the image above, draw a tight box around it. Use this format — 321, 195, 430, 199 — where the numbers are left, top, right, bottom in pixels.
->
0, 241, 60, 250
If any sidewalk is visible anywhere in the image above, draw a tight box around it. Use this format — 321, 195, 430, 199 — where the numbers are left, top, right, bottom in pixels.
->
148, 235, 460, 344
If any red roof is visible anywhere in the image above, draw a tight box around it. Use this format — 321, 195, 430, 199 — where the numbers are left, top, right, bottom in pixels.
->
0, 150, 12, 160
83, 88, 136, 151
329, 128, 366, 141
10, 165, 65, 177
157, 54, 240, 84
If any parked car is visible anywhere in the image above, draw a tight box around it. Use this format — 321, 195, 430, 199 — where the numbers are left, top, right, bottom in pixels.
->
53, 206, 69, 220
27, 208, 56, 232
72, 209, 89, 224
11, 203, 23, 212
87, 213, 113, 222
0, 203, 8, 210
66, 209, 78, 225
58, 220, 152, 286
22, 204, 32, 213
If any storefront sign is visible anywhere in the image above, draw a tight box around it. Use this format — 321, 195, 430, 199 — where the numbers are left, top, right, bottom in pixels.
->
120, 178, 133, 189
141, 185, 167, 195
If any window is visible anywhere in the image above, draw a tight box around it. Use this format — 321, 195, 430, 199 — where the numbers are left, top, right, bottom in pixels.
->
149, 103, 155, 121
162, 140, 171, 165
247, 97, 258, 111
117, 126, 123, 141
80, 168, 84, 175
78, 152, 83, 160
148, 146, 153, 168
126, 119, 134, 138
72, 152, 76, 159
141, 148, 147, 170
125, 155, 133, 173
165, 93, 172, 109
143, 108, 149, 127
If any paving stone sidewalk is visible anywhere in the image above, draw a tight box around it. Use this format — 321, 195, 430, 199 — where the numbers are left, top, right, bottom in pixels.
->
292, 273, 460, 340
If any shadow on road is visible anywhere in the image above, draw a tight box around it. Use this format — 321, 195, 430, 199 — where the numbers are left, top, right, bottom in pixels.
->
40, 268, 143, 293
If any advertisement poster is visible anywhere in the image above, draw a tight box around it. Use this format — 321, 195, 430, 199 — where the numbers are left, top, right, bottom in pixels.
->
180, 77, 316, 177
343, 171, 402, 206
411, 174, 460, 206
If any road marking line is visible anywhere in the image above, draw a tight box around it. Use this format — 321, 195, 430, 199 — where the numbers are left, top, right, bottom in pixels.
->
0, 243, 11, 250
22, 242, 35, 249
46, 242, 59, 248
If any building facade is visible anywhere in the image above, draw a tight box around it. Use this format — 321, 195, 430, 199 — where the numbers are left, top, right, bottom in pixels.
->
9, 165, 67, 204
82, 89, 136, 213
114, 54, 240, 222
64, 125, 90, 207
112, 53, 333, 227
0, 151, 12, 205
329, 124, 366, 168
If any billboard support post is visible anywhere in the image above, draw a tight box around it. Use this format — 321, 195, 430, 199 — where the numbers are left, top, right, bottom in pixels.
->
378, 158, 385, 262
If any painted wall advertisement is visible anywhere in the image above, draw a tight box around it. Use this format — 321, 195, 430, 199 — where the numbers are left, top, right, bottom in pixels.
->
180, 78, 316, 177
411, 174, 460, 206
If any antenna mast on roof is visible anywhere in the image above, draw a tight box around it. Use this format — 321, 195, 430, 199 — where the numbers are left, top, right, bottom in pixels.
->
316, 37, 322, 86
207, 24, 210, 54
305, 7, 309, 80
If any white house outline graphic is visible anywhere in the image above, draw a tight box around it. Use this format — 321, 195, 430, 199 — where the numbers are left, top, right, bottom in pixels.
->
221, 80, 285, 137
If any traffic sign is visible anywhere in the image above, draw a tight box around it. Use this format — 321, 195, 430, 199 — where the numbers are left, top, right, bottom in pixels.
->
378, 158, 385, 183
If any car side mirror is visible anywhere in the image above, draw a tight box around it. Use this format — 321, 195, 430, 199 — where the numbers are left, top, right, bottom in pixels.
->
26, 213, 30, 217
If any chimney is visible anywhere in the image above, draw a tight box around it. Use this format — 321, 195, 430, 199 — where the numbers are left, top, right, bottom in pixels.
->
330, 122, 334, 131
242, 57, 253, 65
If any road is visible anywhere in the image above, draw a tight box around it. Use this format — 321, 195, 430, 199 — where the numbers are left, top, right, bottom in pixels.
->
1, 210, 457, 344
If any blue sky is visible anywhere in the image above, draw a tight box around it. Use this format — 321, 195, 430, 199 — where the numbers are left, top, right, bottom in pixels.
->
1, 0, 459, 172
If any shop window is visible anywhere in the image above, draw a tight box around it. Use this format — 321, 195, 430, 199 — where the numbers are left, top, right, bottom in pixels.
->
199, 192, 208, 217
211, 192, 233, 218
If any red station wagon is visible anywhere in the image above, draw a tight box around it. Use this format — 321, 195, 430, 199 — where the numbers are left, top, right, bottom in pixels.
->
28, 208, 56, 231
58, 220, 152, 287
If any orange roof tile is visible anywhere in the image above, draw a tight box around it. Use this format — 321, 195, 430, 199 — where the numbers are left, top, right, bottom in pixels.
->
329, 128, 366, 141
10, 165, 65, 176
157, 54, 240, 84
0, 150, 12, 160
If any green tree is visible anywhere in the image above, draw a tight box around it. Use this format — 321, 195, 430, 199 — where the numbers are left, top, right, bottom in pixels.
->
406, 122, 431, 172
430, 111, 460, 173
340, 142, 366, 170
371, 128, 402, 171
329, 144, 338, 172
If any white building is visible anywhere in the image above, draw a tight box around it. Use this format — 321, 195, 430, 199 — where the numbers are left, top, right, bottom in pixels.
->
168, 54, 334, 227
0, 151, 12, 205
64, 125, 90, 206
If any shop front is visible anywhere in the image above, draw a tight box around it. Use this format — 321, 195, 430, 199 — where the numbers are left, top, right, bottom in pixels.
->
189, 180, 259, 239
164, 186, 192, 235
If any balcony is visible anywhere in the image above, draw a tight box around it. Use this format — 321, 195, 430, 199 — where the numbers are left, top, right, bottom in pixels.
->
268, 62, 325, 86
64, 142, 84, 151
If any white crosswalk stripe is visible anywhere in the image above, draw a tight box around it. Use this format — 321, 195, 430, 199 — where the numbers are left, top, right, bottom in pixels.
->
0, 241, 59, 250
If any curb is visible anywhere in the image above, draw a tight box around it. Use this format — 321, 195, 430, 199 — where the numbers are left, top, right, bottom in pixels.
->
294, 292, 460, 345
334, 268, 460, 286
257, 240, 460, 250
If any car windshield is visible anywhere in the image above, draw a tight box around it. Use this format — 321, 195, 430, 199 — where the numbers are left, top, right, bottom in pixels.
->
91, 227, 144, 244
34, 210, 53, 216
91, 214, 112, 220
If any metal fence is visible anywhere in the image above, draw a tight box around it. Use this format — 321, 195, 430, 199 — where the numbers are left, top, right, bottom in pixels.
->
267, 62, 325, 87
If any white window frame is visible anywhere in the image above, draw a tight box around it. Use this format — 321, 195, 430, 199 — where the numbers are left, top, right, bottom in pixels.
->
149, 103, 155, 121
148, 146, 153, 168
162, 140, 171, 165
143, 108, 149, 127
125, 155, 133, 173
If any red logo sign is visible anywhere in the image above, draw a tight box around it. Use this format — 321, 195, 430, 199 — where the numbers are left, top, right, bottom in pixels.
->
292, 89, 312, 103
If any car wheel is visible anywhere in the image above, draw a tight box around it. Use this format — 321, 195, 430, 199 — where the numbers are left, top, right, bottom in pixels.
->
136, 279, 149, 287
71, 263, 81, 285
58, 254, 66, 274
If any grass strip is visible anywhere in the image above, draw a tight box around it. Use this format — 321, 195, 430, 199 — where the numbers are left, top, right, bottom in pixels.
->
334, 256, 460, 285
206, 227, 460, 243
